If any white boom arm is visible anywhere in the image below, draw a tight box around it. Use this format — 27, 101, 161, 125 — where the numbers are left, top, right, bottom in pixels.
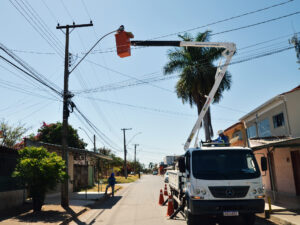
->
182, 41, 236, 151
130, 40, 236, 151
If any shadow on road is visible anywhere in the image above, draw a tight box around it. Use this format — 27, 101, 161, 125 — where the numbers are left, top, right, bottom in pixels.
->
91, 196, 122, 209
0, 203, 33, 222
70, 196, 123, 225
212, 216, 280, 225
15, 210, 69, 223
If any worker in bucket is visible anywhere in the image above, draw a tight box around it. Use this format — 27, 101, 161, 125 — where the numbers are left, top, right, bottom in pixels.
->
105, 173, 116, 197
213, 130, 229, 146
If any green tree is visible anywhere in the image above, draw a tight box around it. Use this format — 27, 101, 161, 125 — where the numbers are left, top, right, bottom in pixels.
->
0, 120, 28, 148
33, 122, 87, 149
12, 146, 67, 212
164, 31, 232, 141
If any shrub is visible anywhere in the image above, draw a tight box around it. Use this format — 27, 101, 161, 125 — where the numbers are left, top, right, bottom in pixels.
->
12, 146, 67, 211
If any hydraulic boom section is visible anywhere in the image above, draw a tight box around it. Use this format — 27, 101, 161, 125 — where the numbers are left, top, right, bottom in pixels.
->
131, 40, 236, 151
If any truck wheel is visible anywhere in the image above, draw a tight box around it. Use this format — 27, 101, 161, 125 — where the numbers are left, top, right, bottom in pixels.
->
186, 211, 197, 225
243, 213, 255, 225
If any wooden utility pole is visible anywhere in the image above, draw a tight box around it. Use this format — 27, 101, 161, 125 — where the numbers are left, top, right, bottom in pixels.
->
134, 144, 139, 175
56, 22, 93, 208
93, 134, 96, 152
121, 128, 132, 179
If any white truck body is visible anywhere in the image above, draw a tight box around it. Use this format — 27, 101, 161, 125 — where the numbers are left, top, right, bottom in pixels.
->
168, 146, 266, 225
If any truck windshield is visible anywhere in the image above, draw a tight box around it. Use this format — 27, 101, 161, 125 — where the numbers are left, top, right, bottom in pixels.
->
192, 150, 260, 180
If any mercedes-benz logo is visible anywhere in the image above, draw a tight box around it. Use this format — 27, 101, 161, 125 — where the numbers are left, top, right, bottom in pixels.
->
225, 188, 235, 197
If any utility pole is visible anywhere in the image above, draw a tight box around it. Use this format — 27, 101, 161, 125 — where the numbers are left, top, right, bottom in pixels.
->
93, 134, 96, 153
56, 22, 93, 208
121, 128, 132, 179
134, 144, 139, 175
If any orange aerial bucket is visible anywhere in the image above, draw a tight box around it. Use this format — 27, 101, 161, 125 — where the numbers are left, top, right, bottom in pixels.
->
115, 29, 134, 58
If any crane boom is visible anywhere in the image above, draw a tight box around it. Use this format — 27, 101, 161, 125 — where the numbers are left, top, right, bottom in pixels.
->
131, 40, 236, 151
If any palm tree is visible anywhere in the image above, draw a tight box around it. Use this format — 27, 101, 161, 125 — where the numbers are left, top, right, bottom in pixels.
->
164, 31, 232, 141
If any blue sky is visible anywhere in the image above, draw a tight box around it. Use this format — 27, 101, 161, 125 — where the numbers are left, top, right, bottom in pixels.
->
1, 0, 299, 166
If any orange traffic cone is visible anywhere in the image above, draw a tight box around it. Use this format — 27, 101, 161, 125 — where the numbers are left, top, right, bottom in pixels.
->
159, 189, 164, 205
164, 184, 168, 196
166, 194, 174, 217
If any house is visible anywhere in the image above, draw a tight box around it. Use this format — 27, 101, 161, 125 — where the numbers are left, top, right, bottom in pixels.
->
223, 122, 248, 147
239, 85, 300, 199
24, 139, 112, 192
0, 146, 25, 211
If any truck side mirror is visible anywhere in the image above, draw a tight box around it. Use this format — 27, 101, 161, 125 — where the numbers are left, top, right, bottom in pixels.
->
178, 157, 186, 173
261, 157, 267, 171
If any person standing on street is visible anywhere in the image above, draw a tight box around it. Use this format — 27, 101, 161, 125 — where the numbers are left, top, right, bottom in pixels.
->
105, 173, 116, 197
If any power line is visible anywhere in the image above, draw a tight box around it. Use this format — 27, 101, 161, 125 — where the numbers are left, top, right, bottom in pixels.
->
20, 0, 64, 49
92, 0, 295, 53
80, 96, 238, 121
0, 78, 59, 101
151, 0, 295, 40
0, 54, 62, 97
211, 11, 300, 36
74, 44, 294, 94
239, 31, 300, 51
73, 105, 123, 152
0, 62, 58, 98
9, 0, 64, 57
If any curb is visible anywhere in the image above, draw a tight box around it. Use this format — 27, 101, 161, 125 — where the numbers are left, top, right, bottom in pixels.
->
257, 212, 296, 225
269, 214, 296, 225
59, 186, 123, 224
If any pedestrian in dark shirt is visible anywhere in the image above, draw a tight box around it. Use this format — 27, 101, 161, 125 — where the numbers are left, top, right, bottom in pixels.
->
105, 173, 116, 197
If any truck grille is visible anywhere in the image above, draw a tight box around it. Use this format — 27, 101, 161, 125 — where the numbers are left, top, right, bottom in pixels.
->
208, 186, 249, 198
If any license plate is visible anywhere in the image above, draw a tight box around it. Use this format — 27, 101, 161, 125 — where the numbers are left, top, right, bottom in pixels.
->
223, 211, 239, 216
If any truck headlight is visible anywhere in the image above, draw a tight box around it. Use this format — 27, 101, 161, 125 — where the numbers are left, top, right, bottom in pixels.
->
257, 187, 264, 194
200, 189, 207, 195
252, 189, 257, 194
194, 188, 201, 194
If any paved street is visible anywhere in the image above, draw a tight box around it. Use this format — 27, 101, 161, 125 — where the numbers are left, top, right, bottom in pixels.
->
70, 175, 282, 225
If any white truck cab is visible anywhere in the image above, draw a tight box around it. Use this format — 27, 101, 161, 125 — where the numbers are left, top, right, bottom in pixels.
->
169, 145, 267, 225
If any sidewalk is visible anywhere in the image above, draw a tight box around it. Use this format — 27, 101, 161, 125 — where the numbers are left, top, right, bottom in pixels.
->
260, 193, 300, 225
0, 190, 111, 225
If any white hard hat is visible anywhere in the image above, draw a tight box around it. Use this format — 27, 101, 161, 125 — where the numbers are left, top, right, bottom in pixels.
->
218, 130, 224, 135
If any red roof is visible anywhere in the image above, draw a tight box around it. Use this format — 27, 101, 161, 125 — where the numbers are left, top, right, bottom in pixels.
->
281, 85, 300, 95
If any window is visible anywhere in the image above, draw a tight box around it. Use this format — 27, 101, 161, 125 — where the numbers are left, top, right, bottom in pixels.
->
247, 125, 257, 138
233, 130, 243, 140
258, 119, 271, 137
273, 113, 285, 128
192, 150, 260, 180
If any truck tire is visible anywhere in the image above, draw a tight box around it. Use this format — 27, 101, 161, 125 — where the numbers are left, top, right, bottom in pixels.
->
186, 211, 197, 225
243, 213, 255, 225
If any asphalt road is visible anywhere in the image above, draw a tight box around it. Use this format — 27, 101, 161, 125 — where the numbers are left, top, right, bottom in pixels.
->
70, 175, 281, 225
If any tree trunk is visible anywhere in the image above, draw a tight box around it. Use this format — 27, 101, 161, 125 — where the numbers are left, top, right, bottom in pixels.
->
196, 97, 214, 142
32, 195, 44, 212
203, 107, 214, 141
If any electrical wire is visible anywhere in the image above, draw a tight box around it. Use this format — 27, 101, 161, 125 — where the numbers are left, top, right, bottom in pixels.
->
79, 96, 238, 121
0, 78, 59, 101
211, 11, 300, 37
9, 0, 64, 57
0, 43, 63, 96
74, 44, 294, 95
0, 54, 62, 97
73, 105, 123, 152
92, 0, 295, 53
